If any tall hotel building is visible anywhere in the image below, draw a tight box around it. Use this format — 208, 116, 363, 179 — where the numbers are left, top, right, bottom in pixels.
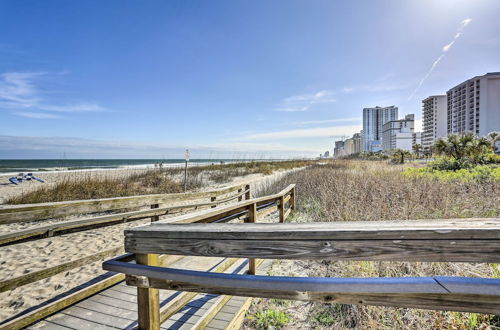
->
362, 106, 398, 152
422, 95, 447, 149
447, 72, 500, 136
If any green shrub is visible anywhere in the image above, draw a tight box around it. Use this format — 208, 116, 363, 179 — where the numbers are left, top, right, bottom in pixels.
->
403, 165, 500, 183
254, 309, 290, 329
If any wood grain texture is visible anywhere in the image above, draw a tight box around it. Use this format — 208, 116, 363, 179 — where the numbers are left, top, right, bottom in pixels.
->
148, 185, 295, 226
136, 254, 160, 330
278, 196, 285, 223
0, 183, 248, 224
125, 237, 500, 262
137, 280, 500, 314
126, 218, 500, 240
0, 189, 250, 247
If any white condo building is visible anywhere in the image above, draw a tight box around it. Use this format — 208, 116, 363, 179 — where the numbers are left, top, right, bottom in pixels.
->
382, 114, 415, 151
447, 72, 500, 136
422, 95, 447, 149
362, 106, 398, 152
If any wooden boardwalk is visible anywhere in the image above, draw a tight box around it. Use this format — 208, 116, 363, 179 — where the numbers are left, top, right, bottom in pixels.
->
27, 255, 266, 329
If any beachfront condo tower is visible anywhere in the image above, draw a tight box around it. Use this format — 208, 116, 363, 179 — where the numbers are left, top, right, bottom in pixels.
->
446, 72, 500, 136
422, 95, 447, 150
362, 106, 398, 152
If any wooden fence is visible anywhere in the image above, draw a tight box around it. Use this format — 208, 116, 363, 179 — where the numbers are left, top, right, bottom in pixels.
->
104, 215, 500, 329
0, 182, 277, 329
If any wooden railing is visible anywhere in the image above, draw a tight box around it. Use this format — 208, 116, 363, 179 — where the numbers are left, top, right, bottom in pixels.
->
101, 184, 296, 329
0, 183, 270, 330
104, 216, 500, 329
0, 183, 250, 246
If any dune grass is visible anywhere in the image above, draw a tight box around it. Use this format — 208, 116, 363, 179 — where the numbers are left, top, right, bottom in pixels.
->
246, 160, 500, 329
7, 160, 315, 204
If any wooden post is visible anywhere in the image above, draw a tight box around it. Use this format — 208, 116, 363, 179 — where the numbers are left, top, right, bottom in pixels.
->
245, 184, 251, 200
290, 187, 296, 212
183, 160, 188, 193
211, 196, 217, 208
246, 203, 257, 275
279, 196, 285, 223
136, 253, 160, 330
150, 204, 159, 222
237, 188, 243, 202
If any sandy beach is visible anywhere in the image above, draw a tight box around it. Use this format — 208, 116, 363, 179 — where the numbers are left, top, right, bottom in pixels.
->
0, 166, 298, 321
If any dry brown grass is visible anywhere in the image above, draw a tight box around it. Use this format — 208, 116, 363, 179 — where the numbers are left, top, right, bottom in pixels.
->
246, 160, 500, 329
7, 160, 316, 204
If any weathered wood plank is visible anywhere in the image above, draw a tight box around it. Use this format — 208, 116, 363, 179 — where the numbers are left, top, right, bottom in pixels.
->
77, 299, 137, 320
158, 257, 240, 323
0, 247, 123, 293
126, 219, 500, 240
130, 277, 500, 314
190, 295, 232, 329
0, 183, 248, 224
0, 190, 250, 246
278, 196, 285, 223
283, 208, 291, 221
61, 305, 132, 328
136, 253, 160, 330
257, 205, 277, 218
42, 312, 114, 330
125, 237, 500, 262
149, 185, 295, 225
0, 274, 124, 330
246, 204, 257, 275
28, 320, 72, 329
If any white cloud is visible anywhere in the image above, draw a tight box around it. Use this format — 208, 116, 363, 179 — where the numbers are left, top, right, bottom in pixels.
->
14, 112, 63, 119
238, 124, 362, 140
0, 135, 319, 158
275, 90, 336, 112
289, 117, 361, 126
0, 71, 105, 118
409, 18, 472, 100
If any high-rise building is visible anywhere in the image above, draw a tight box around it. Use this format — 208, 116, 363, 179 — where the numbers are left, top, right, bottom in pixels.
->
352, 133, 362, 154
412, 132, 422, 147
344, 138, 355, 155
422, 95, 447, 149
362, 106, 398, 152
382, 114, 415, 151
447, 72, 500, 136
333, 140, 345, 158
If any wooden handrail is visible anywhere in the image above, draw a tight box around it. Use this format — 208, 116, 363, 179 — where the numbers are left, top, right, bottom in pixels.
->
0, 183, 248, 224
102, 214, 500, 321
123, 219, 500, 262
103, 184, 296, 330
0, 188, 250, 246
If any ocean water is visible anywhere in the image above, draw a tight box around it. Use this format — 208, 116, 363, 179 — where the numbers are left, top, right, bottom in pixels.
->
0, 159, 244, 175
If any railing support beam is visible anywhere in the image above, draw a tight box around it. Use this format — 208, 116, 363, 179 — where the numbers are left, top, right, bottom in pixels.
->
245, 184, 251, 200
290, 187, 296, 212
247, 203, 257, 275
136, 253, 160, 330
279, 196, 285, 223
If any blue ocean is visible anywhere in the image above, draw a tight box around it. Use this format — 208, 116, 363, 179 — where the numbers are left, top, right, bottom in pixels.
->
0, 159, 241, 175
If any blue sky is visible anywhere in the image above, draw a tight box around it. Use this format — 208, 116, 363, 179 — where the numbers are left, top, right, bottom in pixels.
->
1, 0, 499, 158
